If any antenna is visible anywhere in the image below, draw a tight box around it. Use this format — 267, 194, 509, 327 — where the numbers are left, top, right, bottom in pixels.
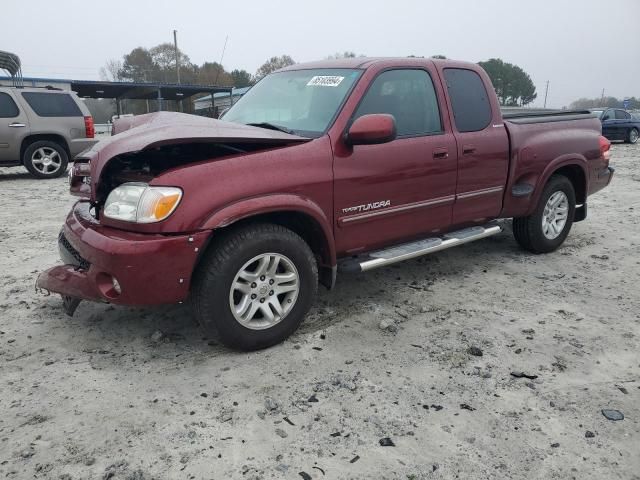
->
214, 36, 229, 85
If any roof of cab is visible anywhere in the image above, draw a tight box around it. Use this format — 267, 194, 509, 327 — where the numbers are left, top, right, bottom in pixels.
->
276, 57, 480, 72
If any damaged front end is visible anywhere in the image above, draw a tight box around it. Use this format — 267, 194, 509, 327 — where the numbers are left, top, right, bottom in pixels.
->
38, 112, 310, 313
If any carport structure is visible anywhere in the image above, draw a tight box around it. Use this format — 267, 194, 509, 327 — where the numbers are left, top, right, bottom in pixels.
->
0, 50, 23, 86
70, 80, 233, 116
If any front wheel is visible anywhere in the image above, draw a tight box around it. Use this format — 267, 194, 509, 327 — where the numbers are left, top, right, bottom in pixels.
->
627, 128, 639, 144
513, 175, 576, 254
192, 223, 318, 351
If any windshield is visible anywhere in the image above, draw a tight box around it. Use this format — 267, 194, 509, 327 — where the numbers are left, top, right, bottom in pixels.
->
590, 109, 604, 118
223, 68, 362, 138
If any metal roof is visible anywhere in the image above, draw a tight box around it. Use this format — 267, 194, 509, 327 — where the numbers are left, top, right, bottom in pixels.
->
0, 50, 23, 86
70, 80, 232, 100
0, 50, 21, 76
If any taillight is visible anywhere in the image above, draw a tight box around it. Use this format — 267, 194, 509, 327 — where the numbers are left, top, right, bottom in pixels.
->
84, 116, 95, 138
599, 135, 610, 163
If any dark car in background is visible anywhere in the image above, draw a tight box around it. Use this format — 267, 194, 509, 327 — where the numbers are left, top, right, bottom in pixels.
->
590, 108, 640, 144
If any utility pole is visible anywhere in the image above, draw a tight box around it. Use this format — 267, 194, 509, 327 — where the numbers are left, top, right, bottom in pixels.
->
543, 80, 549, 109
600, 88, 605, 105
173, 29, 180, 84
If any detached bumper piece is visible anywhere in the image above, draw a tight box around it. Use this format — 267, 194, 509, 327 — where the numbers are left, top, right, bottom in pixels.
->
62, 295, 82, 316
37, 201, 210, 311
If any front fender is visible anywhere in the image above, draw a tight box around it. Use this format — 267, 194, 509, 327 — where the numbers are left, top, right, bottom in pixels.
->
201, 193, 336, 265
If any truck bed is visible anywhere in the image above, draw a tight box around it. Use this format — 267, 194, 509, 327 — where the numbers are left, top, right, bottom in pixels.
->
501, 108, 596, 124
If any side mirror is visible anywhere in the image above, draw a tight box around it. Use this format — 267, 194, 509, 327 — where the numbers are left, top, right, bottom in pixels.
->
345, 114, 397, 146
601, 115, 610, 121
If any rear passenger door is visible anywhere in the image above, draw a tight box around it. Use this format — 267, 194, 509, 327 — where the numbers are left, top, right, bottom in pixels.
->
441, 68, 509, 225
0, 91, 29, 163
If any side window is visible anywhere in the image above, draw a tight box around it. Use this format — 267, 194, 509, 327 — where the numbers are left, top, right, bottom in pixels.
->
615, 110, 630, 120
601, 110, 613, 120
0, 92, 19, 118
21, 92, 82, 117
353, 69, 442, 137
443, 68, 492, 132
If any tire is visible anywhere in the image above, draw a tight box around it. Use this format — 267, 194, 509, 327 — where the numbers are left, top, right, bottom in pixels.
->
627, 128, 639, 144
513, 175, 576, 254
23, 140, 69, 179
192, 223, 318, 351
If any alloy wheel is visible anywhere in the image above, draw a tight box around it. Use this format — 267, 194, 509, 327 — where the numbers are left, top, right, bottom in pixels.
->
228, 253, 300, 330
542, 191, 569, 240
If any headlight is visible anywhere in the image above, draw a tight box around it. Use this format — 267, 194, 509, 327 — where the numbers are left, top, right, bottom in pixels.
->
103, 182, 182, 223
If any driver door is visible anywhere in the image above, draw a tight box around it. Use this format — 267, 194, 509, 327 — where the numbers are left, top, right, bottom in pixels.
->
332, 68, 458, 255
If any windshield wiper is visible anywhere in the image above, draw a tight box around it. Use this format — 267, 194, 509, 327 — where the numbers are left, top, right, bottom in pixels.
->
245, 122, 295, 135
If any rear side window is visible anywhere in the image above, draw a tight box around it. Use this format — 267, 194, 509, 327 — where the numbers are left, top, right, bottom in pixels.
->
443, 68, 492, 132
615, 110, 630, 120
0, 92, 19, 118
353, 69, 442, 137
21, 92, 82, 117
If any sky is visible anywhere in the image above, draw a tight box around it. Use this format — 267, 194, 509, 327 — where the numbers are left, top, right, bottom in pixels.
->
1, 0, 638, 108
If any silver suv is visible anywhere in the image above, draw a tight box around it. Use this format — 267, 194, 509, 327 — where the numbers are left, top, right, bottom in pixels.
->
0, 86, 97, 178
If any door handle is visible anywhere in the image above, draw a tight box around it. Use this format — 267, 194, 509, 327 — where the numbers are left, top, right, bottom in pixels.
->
9, 123, 26, 128
433, 148, 449, 159
462, 145, 476, 155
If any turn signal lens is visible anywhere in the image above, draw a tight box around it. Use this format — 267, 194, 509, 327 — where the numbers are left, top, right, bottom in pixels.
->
103, 183, 182, 223
137, 188, 182, 223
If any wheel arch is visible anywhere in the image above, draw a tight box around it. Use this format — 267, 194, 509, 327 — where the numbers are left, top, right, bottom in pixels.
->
527, 156, 588, 216
20, 134, 70, 164
200, 195, 336, 288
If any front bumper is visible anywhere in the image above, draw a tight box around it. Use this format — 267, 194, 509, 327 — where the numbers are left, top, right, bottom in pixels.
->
37, 201, 210, 305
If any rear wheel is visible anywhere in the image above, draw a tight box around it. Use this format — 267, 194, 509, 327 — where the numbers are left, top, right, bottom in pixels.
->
513, 175, 576, 253
192, 223, 318, 351
23, 140, 68, 179
627, 128, 639, 144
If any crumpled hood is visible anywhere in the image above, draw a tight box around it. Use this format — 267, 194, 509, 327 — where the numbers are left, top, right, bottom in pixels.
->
78, 112, 310, 200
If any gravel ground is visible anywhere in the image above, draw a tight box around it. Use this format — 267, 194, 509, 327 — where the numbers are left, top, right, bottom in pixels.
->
0, 144, 639, 480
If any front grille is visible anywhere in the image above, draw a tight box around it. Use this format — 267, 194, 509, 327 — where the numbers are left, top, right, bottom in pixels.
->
58, 231, 91, 270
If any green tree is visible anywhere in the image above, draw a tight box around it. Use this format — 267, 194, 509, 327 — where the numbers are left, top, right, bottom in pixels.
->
119, 47, 157, 82
478, 58, 537, 106
326, 51, 362, 59
149, 43, 194, 83
569, 96, 640, 109
254, 55, 295, 80
230, 69, 253, 88
197, 62, 233, 86
431, 54, 447, 59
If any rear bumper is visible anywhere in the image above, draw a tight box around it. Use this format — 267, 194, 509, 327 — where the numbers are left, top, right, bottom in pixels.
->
589, 165, 615, 196
69, 138, 98, 158
37, 201, 210, 305
605, 166, 615, 186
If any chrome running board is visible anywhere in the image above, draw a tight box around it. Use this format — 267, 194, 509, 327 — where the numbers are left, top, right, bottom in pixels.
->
339, 223, 502, 273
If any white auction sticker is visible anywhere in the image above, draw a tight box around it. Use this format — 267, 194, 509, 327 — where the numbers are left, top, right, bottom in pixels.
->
306, 75, 345, 87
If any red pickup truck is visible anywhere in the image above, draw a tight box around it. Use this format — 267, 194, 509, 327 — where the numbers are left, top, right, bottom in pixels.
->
37, 57, 614, 350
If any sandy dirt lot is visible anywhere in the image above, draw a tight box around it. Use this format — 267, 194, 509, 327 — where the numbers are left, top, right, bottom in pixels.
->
1, 144, 639, 480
